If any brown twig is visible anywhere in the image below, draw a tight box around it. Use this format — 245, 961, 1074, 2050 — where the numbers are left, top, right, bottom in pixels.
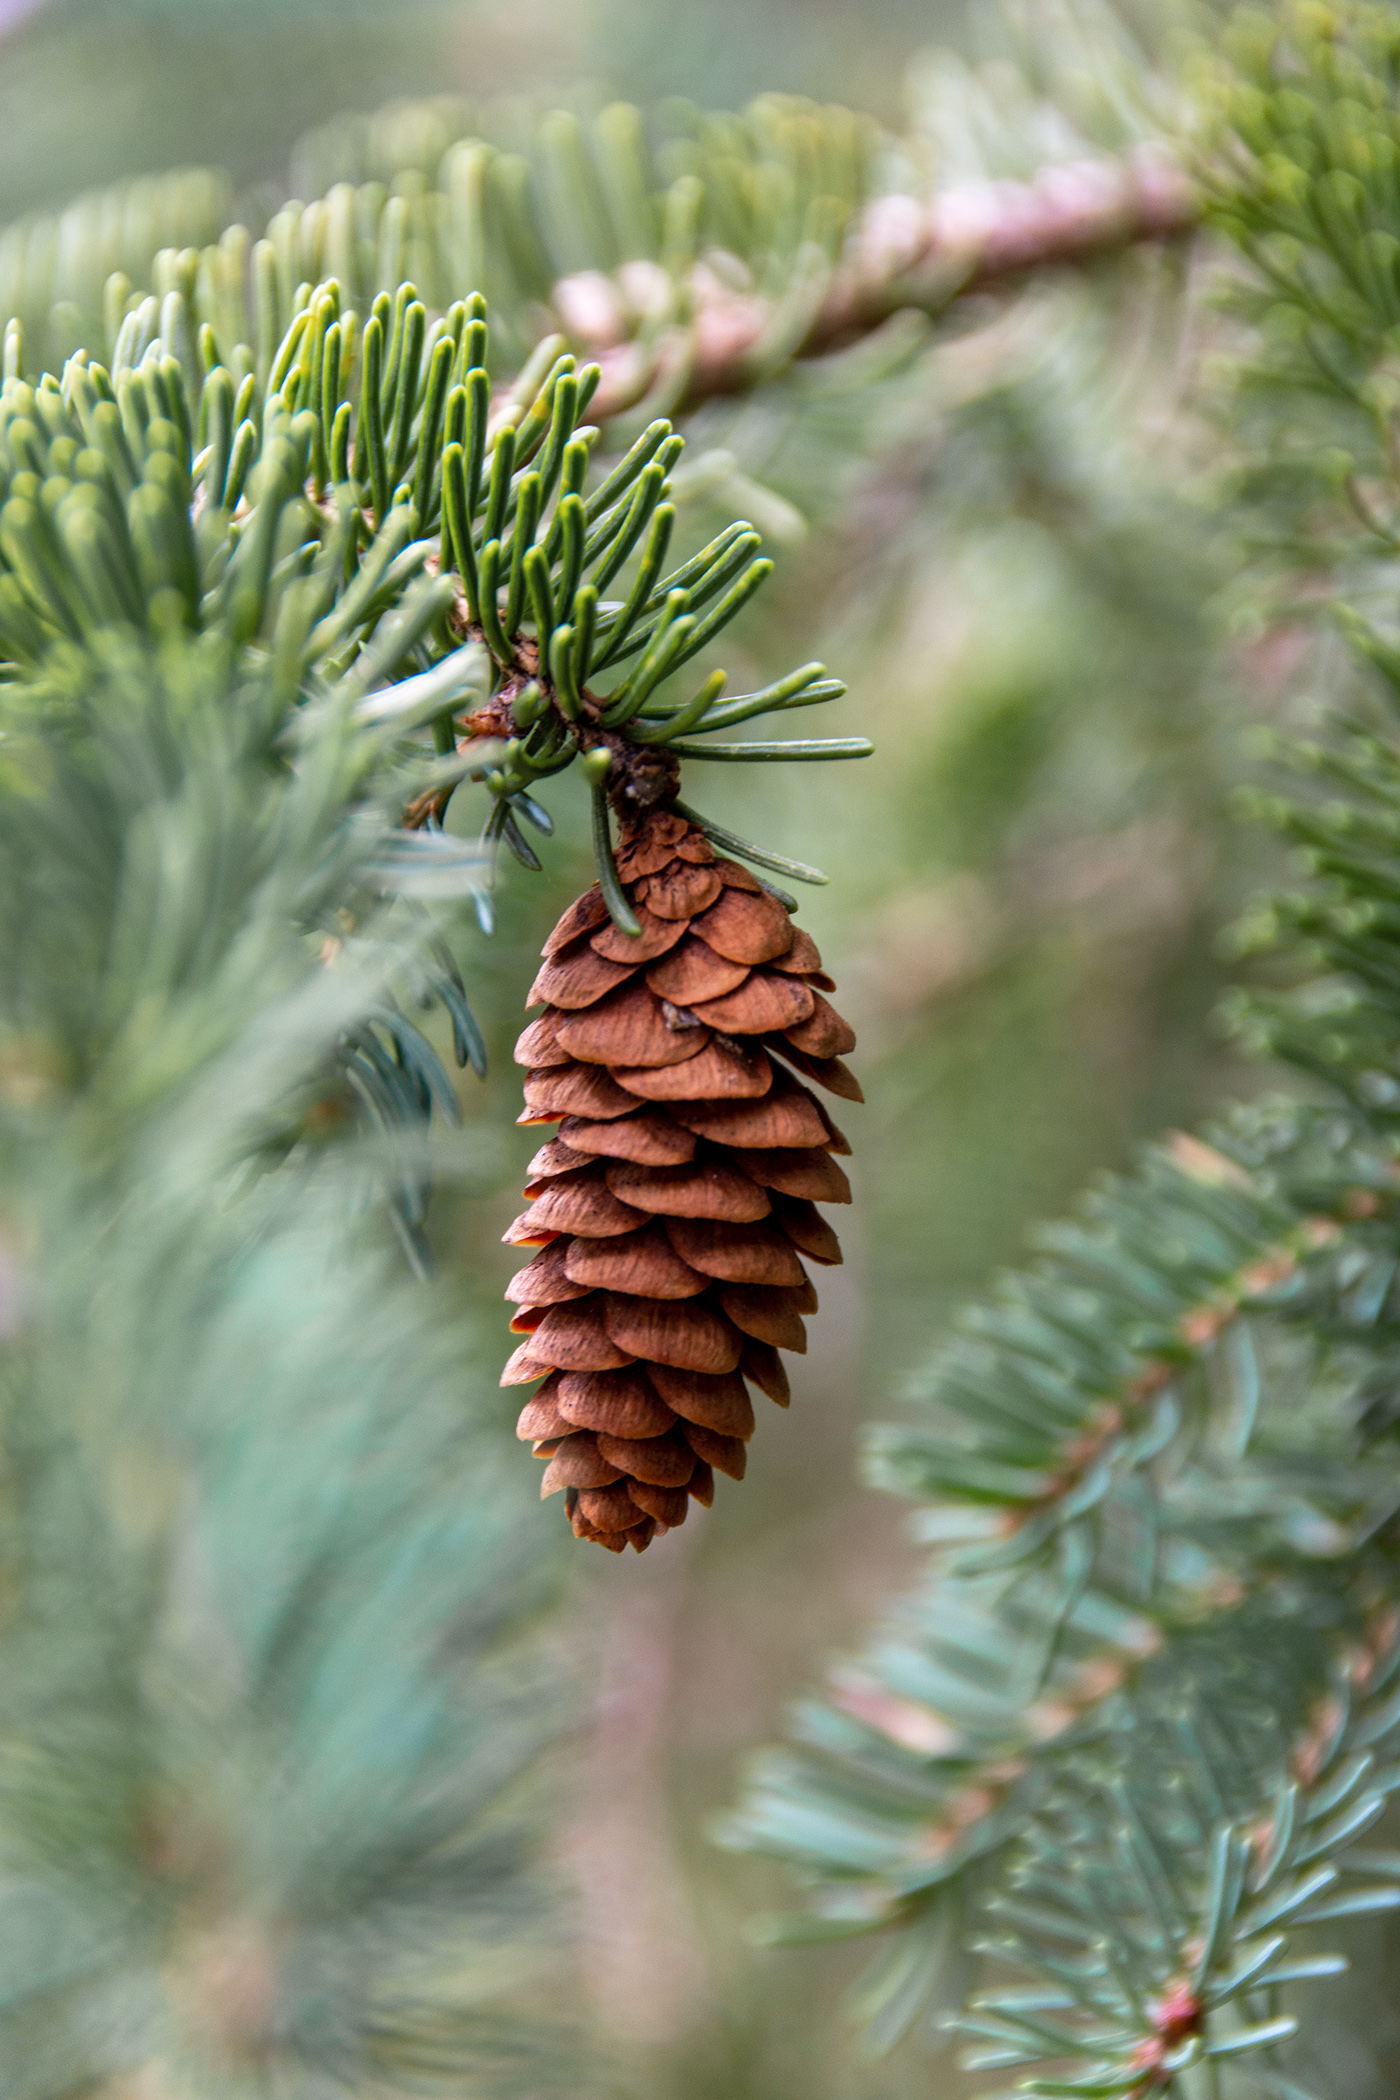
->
552, 147, 1200, 424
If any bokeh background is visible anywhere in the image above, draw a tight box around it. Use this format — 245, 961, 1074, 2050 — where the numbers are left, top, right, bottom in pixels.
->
0, 2, 1287, 2095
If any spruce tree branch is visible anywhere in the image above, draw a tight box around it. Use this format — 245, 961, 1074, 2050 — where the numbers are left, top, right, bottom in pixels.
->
947, 1607, 1400, 2099
0, 108, 1200, 433
721, 14, 1400, 2080
574, 150, 1201, 422
0, 633, 570, 2089
864, 1116, 1395, 1589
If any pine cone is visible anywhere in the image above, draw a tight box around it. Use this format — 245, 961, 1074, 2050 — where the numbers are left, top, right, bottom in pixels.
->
501, 808, 859, 1553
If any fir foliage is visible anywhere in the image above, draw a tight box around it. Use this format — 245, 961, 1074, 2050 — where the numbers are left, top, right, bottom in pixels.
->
0, 632, 565, 2091
0, 265, 862, 913
0, 57, 893, 2094
0, 4, 1340, 2094
0, 96, 877, 406
718, 9, 1400, 2094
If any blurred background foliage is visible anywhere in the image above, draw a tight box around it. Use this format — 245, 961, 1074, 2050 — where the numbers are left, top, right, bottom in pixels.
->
0, 0, 952, 220
0, 1, 1297, 2097
0, 0, 1177, 220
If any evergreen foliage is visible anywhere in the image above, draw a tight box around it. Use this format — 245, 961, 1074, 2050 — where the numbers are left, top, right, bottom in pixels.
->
0, 631, 564, 2089
0, 53, 899, 2091
717, 7, 1400, 2094
0, 97, 878, 404
4, 1, 1389, 2093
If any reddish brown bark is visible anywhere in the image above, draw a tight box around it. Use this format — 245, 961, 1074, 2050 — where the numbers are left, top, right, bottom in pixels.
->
549, 148, 1198, 422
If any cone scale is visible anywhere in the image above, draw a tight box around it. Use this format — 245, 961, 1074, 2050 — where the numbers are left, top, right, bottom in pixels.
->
502, 808, 860, 1552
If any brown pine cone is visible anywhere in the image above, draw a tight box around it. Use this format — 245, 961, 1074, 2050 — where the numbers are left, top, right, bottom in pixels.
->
501, 807, 860, 1553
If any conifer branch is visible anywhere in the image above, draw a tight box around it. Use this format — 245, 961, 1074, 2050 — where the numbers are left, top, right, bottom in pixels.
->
0, 89, 1198, 434
952, 1609, 1400, 2098
564, 147, 1198, 421
0, 266, 860, 951
0, 0, 1222, 2082
718, 7, 1400, 2087
0, 632, 567, 2088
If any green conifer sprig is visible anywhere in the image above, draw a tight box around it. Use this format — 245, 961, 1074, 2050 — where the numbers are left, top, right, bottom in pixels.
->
1225, 705, 1400, 1106
0, 631, 564, 2090
0, 14, 1209, 2093
860, 1121, 1385, 1583
0, 165, 229, 384
720, 1101, 1400, 1954
0, 49, 1200, 465
1197, 0, 1400, 572
0, 1189, 563, 2091
719, 8, 1400, 2084
0, 273, 862, 941
948, 1605, 1400, 2098
290, 89, 876, 380
0, 602, 498, 1265
1200, 0, 1400, 384
0, 95, 878, 409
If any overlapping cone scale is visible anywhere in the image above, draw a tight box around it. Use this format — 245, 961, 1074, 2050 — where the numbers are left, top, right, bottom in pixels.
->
502, 808, 859, 1552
